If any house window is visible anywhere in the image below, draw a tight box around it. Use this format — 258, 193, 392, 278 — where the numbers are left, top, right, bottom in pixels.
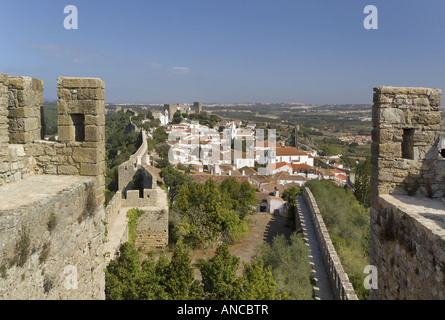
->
402, 129, 414, 160
71, 114, 85, 142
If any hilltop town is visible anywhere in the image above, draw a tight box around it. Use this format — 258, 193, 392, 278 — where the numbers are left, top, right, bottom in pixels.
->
105, 102, 359, 218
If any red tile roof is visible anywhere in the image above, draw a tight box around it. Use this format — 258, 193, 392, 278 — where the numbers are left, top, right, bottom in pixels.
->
276, 147, 308, 156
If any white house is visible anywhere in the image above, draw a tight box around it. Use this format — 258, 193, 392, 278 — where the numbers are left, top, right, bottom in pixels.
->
275, 147, 314, 166
266, 162, 293, 176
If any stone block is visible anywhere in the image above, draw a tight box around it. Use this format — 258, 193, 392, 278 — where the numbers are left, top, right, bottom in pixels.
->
58, 125, 75, 143
57, 99, 82, 115
379, 143, 402, 158
9, 132, 30, 144
77, 89, 105, 100
80, 161, 105, 176
57, 88, 72, 100
57, 77, 105, 89
413, 98, 430, 106
84, 125, 105, 142
8, 145, 26, 157
44, 164, 58, 175
72, 147, 103, 164
85, 114, 105, 126
82, 100, 105, 116
58, 165, 79, 175
31, 78, 44, 92
58, 114, 73, 126
7, 77, 27, 90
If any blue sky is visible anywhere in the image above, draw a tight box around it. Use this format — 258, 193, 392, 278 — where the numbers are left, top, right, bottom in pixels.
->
0, 0, 444, 104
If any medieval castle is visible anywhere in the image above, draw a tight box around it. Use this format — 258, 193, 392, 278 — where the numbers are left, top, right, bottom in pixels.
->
0, 72, 444, 299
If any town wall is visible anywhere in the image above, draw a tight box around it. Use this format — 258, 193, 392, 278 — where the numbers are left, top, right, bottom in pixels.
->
118, 130, 148, 193
0, 176, 105, 300
370, 86, 445, 300
0, 74, 106, 300
303, 187, 358, 300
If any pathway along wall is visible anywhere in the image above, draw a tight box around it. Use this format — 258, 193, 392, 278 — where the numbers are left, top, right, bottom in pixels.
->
302, 187, 358, 300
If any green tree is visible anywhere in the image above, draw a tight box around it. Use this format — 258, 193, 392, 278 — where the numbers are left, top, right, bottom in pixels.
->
198, 244, 287, 300
354, 157, 371, 208
322, 144, 342, 156
155, 142, 171, 159
256, 233, 314, 300
105, 242, 143, 300
219, 178, 259, 220
105, 242, 202, 300
160, 165, 191, 203
173, 180, 249, 248
146, 110, 154, 120
152, 126, 168, 144
237, 259, 279, 300
172, 111, 183, 124
198, 243, 241, 300
156, 243, 203, 300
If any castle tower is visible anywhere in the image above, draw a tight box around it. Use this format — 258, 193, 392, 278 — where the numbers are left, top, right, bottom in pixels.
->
164, 103, 179, 122
193, 101, 202, 114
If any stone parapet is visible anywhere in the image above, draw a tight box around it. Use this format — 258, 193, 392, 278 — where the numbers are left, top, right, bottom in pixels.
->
0, 175, 105, 300
303, 187, 358, 300
370, 195, 445, 299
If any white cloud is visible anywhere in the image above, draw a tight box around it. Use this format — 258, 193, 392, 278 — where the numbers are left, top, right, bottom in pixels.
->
169, 66, 191, 75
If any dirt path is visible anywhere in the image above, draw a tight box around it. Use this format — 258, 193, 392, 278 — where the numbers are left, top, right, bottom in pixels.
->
188, 213, 293, 278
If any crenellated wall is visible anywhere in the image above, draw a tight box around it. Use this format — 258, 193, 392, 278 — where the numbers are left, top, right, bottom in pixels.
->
370, 86, 445, 300
0, 73, 106, 300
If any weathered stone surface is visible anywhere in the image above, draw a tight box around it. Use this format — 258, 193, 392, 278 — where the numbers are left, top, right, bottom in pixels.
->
0, 175, 105, 300
371, 86, 445, 300
57, 77, 105, 89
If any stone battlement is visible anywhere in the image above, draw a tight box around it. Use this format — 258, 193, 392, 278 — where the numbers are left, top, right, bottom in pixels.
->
0, 73, 106, 300
370, 86, 445, 300
0, 73, 105, 204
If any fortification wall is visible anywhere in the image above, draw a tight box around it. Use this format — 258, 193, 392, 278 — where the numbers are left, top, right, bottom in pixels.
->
121, 188, 160, 208
370, 194, 445, 300
370, 86, 445, 300
303, 187, 358, 300
0, 176, 105, 300
0, 73, 107, 299
118, 130, 148, 193
105, 191, 122, 228
106, 128, 168, 254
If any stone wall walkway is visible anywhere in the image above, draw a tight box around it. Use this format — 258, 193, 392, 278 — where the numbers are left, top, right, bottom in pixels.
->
104, 207, 129, 262
297, 196, 335, 300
